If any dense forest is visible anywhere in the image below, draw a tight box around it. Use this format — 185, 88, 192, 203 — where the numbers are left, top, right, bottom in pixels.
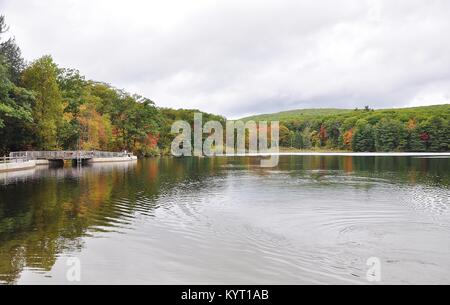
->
0, 16, 223, 156
243, 105, 449, 152
1, 15, 449, 155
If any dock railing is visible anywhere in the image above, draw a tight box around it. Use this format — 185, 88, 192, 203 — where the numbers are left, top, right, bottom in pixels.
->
9, 151, 133, 161
1, 156, 28, 164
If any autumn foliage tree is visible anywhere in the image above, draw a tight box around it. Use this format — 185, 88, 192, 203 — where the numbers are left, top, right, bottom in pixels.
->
318, 125, 328, 146
78, 103, 112, 150
342, 129, 353, 150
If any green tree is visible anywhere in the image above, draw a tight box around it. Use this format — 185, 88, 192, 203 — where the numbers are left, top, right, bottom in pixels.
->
22, 56, 63, 149
0, 16, 34, 153
57, 68, 88, 149
279, 125, 291, 147
293, 131, 303, 149
300, 127, 312, 149
374, 119, 404, 151
408, 127, 426, 152
0, 62, 32, 127
0, 61, 34, 153
323, 119, 341, 147
352, 120, 375, 152
420, 116, 449, 152
0, 16, 25, 84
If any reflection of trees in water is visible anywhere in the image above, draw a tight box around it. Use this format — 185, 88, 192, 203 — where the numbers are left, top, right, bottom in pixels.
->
0, 175, 84, 284
0, 168, 37, 185
0, 161, 145, 284
282, 156, 448, 185
0, 157, 232, 284
0, 156, 448, 283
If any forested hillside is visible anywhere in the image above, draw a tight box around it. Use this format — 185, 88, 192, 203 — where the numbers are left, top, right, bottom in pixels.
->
242, 108, 353, 122
244, 105, 449, 152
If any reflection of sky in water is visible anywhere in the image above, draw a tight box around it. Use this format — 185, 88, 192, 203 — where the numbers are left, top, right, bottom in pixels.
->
0, 156, 449, 284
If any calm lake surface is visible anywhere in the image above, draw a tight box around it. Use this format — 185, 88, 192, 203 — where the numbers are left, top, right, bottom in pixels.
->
0, 156, 449, 284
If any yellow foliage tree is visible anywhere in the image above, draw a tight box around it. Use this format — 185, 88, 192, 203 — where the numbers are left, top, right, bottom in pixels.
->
78, 103, 112, 150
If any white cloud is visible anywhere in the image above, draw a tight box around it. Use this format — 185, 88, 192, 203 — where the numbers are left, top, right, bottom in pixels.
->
2, 0, 450, 118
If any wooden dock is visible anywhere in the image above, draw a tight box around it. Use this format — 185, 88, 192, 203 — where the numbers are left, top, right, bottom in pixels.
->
1, 151, 137, 172
9, 151, 134, 162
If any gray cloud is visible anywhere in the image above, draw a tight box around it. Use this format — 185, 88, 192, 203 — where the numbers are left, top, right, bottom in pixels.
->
2, 0, 450, 118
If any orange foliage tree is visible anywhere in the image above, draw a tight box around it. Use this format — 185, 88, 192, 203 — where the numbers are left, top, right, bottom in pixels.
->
343, 129, 354, 149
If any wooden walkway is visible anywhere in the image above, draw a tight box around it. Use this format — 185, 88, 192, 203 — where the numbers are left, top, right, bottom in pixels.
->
9, 151, 132, 161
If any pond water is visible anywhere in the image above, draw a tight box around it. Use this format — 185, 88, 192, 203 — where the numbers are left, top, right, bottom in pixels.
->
0, 156, 449, 284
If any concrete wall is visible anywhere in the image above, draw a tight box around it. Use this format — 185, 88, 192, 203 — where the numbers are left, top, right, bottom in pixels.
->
87, 156, 138, 163
35, 159, 50, 166
0, 160, 36, 173
0, 156, 137, 173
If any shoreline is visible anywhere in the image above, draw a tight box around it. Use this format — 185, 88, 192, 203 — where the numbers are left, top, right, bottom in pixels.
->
241, 152, 450, 157
2, 152, 448, 174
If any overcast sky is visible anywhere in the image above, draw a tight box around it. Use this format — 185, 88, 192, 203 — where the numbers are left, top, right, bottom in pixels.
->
1, 0, 450, 118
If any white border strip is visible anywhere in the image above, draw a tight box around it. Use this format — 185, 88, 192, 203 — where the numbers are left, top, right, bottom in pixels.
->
236, 152, 450, 157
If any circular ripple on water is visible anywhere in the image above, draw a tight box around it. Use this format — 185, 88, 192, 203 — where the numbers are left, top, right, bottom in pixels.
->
397, 184, 450, 221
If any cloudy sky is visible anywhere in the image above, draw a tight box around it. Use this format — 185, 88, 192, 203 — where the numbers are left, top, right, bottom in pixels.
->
1, 0, 450, 118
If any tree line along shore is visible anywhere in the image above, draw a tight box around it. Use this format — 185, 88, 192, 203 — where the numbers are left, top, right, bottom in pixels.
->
1, 16, 449, 156
241, 105, 449, 152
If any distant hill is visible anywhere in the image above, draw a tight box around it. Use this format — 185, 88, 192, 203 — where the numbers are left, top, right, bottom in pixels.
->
237, 104, 449, 152
240, 105, 449, 122
241, 108, 353, 121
